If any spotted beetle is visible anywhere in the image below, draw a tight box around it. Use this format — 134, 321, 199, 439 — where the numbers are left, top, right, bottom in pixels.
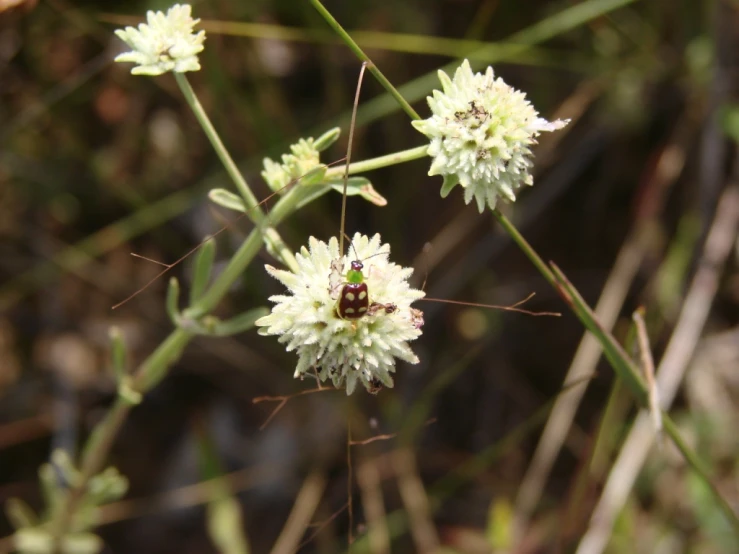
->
336, 260, 369, 319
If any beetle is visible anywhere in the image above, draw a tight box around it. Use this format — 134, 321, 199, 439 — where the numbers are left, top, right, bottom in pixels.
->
332, 254, 398, 321
336, 260, 369, 319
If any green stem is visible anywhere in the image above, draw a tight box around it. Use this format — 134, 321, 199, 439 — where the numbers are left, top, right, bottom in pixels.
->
492, 208, 557, 287
132, 327, 194, 391
48, 399, 132, 548
662, 416, 739, 535
493, 209, 739, 533
49, 326, 194, 548
325, 145, 428, 178
44, 139, 426, 546
309, 0, 420, 121
174, 73, 298, 273
46, 184, 317, 548
188, 185, 314, 318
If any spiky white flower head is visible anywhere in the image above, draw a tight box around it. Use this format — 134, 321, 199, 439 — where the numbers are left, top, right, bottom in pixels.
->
114, 4, 205, 76
256, 233, 425, 395
412, 59, 569, 212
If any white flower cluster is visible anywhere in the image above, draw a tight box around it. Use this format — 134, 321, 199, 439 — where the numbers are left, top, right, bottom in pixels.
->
413, 59, 569, 212
262, 137, 321, 193
256, 234, 424, 394
114, 4, 205, 76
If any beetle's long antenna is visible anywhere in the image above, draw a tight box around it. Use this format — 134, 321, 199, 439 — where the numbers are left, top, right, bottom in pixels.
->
342, 232, 360, 261
360, 251, 388, 263
339, 61, 368, 259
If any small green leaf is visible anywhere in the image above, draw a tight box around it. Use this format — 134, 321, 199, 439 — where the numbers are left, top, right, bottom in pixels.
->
5, 498, 38, 530
190, 238, 216, 305
167, 277, 181, 324
313, 127, 341, 151
327, 177, 388, 206
209, 188, 246, 213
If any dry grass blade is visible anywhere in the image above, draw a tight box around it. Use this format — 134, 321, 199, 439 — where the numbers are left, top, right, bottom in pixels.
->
546, 258, 739, 532
632, 308, 663, 438
357, 460, 390, 554
394, 448, 439, 553
269, 472, 327, 554
512, 231, 649, 539
577, 182, 739, 554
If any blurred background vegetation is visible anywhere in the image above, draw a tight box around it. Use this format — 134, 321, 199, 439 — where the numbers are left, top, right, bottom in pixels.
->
1, 0, 738, 552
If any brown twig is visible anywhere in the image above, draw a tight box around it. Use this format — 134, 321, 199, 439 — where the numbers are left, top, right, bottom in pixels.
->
252, 386, 331, 430
422, 292, 561, 317
349, 418, 437, 446
298, 501, 350, 550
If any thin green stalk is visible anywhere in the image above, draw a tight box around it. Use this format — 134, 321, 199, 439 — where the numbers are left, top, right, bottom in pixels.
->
99, 13, 605, 63
662, 416, 739, 535
132, 327, 195, 391
492, 208, 557, 286
494, 208, 643, 397
493, 209, 739, 533
325, 0, 637, 132
325, 145, 428, 178
549, 262, 647, 402
309, 0, 420, 121
174, 73, 298, 273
